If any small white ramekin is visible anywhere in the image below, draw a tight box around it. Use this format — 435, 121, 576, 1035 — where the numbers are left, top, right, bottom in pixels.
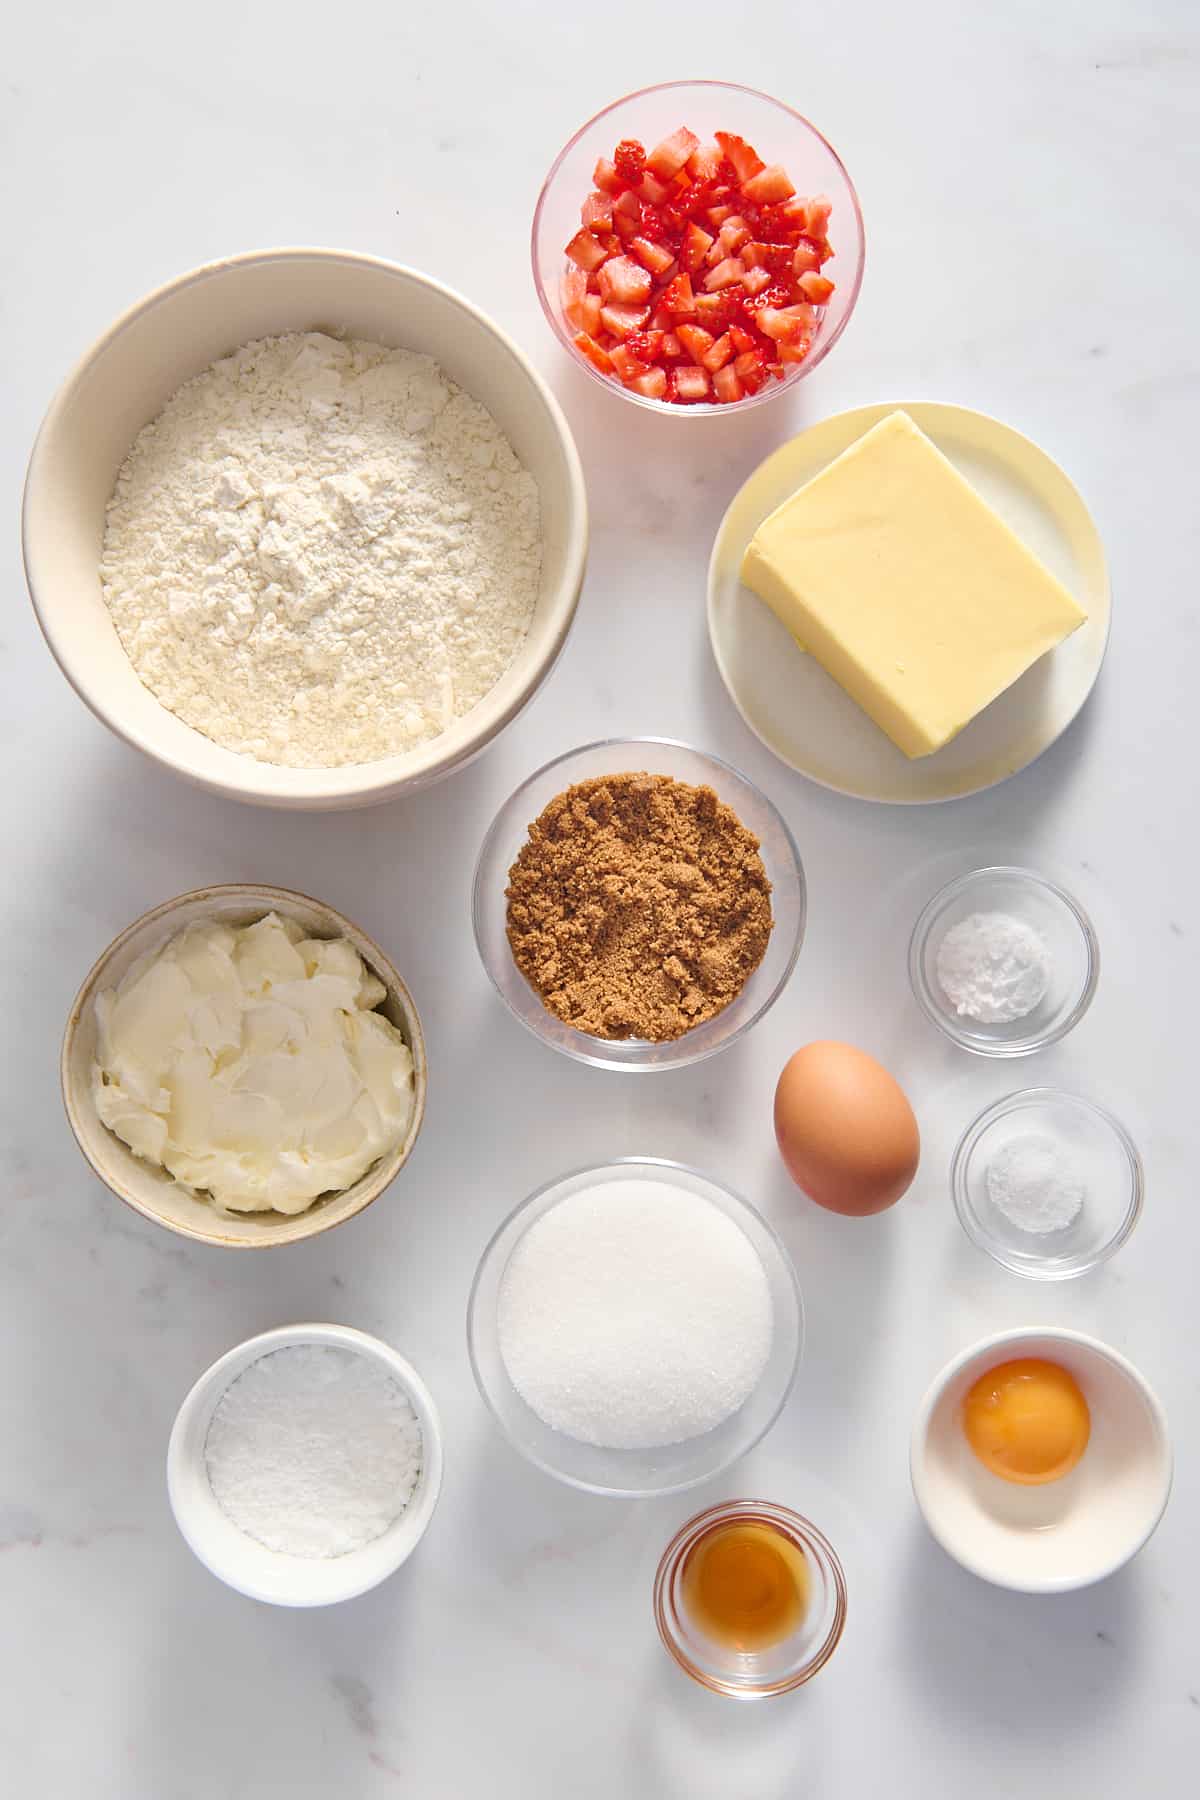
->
167, 1323, 443, 1606
910, 1326, 1171, 1594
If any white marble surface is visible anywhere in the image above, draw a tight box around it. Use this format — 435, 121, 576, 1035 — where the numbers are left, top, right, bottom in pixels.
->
4, 3, 1198, 1793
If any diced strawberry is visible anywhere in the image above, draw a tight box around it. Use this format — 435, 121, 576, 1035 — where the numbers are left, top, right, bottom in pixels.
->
613, 188, 642, 221
740, 266, 772, 296
804, 195, 833, 238
740, 163, 797, 205
565, 228, 608, 272
600, 302, 651, 338
573, 333, 614, 374
700, 332, 735, 373
715, 131, 765, 183
791, 239, 822, 275
596, 255, 654, 304
729, 324, 756, 355
687, 143, 725, 182
593, 157, 623, 196
630, 367, 668, 400
561, 267, 589, 329
613, 138, 646, 186
609, 343, 650, 381
779, 338, 813, 364
647, 126, 700, 181
670, 365, 711, 403
706, 204, 734, 228
648, 305, 674, 334
677, 323, 715, 361
797, 271, 835, 304
624, 330, 666, 363
680, 221, 714, 271
581, 292, 603, 337
630, 236, 675, 276
703, 257, 744, 291
638, 171, 672, 207
662, 271, 696, 315
694, 291, 732, 326
742, 280, 791, 314
718, 216, 750, 255
661, 332, 682, 358
712, 364, 744, 403
613, 209, 640, 242
733, 349, 765, 380
756, 305, 811, 343
581, 192, 614, 232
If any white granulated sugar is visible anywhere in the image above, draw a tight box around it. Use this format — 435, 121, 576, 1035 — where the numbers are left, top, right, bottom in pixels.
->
204, 1344, 422, 1558
496, 1178, 774, 1451
986, 1134, 1085, 1235
935, 911, 1052, 1024
100, 331, 542, 767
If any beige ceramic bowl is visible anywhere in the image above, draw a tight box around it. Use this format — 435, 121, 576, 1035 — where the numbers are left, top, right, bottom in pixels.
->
62, 884, 427, 1248
23, 247, 588, 810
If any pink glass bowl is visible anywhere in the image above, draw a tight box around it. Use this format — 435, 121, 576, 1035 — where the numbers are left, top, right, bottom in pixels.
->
532, 80, 865, 417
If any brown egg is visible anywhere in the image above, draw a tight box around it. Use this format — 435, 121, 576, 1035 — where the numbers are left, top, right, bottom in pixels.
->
774, 1041, 919, 1216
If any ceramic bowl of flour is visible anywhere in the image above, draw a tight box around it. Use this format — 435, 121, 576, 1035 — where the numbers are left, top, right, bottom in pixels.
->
61, 883, 427, 1248
23, 248, 587, 810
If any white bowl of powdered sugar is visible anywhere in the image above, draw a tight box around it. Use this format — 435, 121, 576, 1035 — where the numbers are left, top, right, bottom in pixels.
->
168, 1323, 443, 1605
23, 248, 587, 809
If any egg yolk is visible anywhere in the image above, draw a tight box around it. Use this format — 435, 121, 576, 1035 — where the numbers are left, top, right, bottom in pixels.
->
962, 1358, 1090, 1486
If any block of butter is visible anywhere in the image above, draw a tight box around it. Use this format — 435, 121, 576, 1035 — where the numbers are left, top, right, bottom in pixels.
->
739, 411, 1088, 759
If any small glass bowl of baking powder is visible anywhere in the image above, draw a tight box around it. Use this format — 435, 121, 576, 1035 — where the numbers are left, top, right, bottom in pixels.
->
908, 866, 1099, 1057
952, 1088, 1143, 1280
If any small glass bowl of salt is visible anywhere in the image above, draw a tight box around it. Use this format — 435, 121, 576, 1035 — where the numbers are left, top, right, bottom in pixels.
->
952, 1088, 1143, 1280
909, 866, 1099, 1057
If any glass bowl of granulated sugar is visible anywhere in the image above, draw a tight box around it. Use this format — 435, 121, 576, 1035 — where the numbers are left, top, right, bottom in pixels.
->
472, 737, 806, 1070
467, 1158, 803, 1497
908, 866, 1099, 1057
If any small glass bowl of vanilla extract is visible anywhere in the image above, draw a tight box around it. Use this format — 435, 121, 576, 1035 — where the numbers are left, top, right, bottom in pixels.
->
653, 1500, 847, 1698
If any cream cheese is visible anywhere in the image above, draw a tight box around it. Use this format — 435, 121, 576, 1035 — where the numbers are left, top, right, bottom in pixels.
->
91, 913, 414, 1214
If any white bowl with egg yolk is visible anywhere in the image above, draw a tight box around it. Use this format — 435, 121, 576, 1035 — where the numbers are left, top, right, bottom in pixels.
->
910, 1327, 1172, 1593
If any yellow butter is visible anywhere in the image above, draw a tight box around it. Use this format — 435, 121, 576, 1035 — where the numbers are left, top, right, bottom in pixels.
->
740, 412, 1088, 758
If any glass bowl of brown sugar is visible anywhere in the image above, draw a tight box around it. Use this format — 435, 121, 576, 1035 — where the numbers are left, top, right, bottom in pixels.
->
472, 737, 806, 1070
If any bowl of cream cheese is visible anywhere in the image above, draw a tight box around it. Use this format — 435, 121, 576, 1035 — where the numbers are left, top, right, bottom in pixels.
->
62, 884, 427, 1247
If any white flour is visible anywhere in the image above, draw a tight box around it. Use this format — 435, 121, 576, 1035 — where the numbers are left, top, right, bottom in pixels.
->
100, 332, 542, 767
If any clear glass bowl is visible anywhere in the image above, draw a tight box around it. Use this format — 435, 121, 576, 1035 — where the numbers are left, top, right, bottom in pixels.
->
909, 866, 1099, 1057
466, 1159, 804, 1498
532, 80, 865, 416
472, 737, 806, 1071
952, 1088, 1143, 1280
653, 1499, 847, 1696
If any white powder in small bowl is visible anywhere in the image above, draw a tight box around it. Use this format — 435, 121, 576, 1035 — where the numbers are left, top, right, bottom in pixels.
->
935, 911, 1052, 1025
204, 1344, 422, 1558
496, 1177, 774, 1451
986, 1134, 1085, 1235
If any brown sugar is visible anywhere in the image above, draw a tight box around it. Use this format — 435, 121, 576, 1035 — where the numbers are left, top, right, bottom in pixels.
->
505, 772, 774, 1042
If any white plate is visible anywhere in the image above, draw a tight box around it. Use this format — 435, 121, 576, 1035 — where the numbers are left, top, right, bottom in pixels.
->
707, 402, 1111, 804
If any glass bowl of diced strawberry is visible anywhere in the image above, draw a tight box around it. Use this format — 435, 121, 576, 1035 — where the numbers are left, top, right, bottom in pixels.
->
533, 81, 864, 412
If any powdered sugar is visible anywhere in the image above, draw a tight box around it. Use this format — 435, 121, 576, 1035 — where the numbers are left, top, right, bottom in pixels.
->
100, 331, 542, 767
204, 1344, 422, 1558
